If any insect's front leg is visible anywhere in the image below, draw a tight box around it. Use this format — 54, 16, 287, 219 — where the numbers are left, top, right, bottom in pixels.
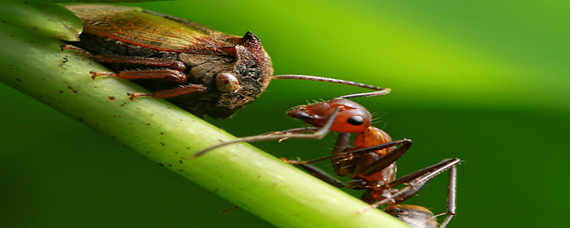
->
61, 44, 188, 82
285, 139, 412, 167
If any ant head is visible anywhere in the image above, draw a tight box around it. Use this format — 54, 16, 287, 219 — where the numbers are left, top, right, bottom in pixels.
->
287, 98, 371, 133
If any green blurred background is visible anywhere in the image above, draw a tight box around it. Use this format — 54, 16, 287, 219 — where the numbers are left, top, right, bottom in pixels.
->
1, 0, 569, 227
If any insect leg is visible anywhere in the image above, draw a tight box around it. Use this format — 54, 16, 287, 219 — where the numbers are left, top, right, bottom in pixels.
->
191, 107, 341, 159
91, 69, 187, 83
358, 140, 412, 177
295, 164, 345, 187
129, 84, 209, 100
62, 44, 188, 83
285, 139, 412, 165
330, 133, 355, 177
437, 163, 457, 228
359, 158, 460, 213
61, 44, 94, 58
62, 44, 187, 70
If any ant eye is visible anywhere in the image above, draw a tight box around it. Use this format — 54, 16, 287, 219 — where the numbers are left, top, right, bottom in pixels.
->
347, 116, 364, 126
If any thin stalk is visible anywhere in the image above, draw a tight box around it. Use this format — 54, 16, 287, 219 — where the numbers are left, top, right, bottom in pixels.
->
0, 2, 410, 228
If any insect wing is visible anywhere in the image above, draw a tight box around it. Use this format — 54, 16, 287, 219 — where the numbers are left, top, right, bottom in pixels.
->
67, 5, 235, 53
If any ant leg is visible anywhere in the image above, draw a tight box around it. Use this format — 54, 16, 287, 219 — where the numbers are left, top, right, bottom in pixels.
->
389, 158, 460, 188
267, 127, 321, 143
281, 133, 352, 168
267, 127, 320, 135
292, 162, 392, 193
272, 75, 391, 98
331, 133, 355, 176
359, 158, 460, 213
287, 133, 403, 180
191, 107, 341, 158
359, 140, 412, 177
286, 139, 412, 165
296, 164, 345, 187
283, 133, 355, 183
437, 164, 457, 228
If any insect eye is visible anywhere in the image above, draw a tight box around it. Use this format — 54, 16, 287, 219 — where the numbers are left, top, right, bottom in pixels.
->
216, 73, 240, 92
347, 116, 364, 126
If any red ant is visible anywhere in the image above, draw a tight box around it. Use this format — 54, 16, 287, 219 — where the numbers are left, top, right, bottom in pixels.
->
193, 97, 459, 227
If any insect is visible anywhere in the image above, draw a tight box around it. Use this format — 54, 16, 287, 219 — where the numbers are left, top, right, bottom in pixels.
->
61, 5, 388, 119
193, 98, 459, 227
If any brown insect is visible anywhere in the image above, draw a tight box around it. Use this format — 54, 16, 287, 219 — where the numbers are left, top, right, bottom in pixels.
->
193, 98, 459, 227
62, 5, 388, 119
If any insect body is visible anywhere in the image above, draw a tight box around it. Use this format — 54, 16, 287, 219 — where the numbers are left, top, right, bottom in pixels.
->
62, 5, 389, 119
63, 5, 273, 119
193, 98, 459, 227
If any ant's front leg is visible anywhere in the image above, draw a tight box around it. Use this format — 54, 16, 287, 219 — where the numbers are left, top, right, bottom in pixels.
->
191, 108, 341, 158
284, 138, 412, 170
358, 139, 412, 177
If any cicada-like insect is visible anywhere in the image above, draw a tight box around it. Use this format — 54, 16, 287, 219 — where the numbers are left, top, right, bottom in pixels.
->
62, 5, 388, 119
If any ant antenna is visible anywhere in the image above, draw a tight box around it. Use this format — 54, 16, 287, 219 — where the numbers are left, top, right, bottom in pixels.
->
273, 75, 391, 98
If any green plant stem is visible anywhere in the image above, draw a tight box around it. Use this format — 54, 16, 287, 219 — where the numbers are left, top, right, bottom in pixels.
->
0, 3, 410, 228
